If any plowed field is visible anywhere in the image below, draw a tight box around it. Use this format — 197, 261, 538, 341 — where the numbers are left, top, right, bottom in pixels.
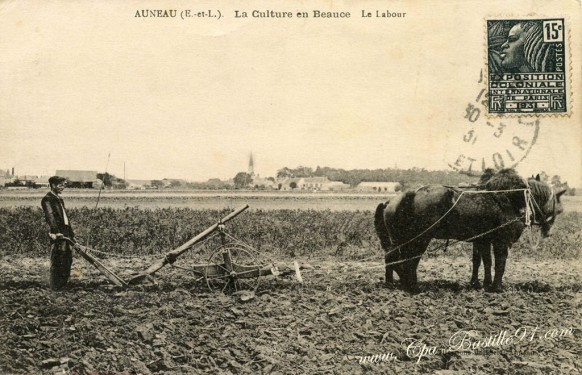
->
1, 255, 580, 374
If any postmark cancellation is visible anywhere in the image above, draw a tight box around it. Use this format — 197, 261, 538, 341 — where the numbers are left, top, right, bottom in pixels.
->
487, 18, 568, 115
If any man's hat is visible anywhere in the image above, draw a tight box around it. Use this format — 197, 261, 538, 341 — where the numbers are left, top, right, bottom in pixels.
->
48, 176, 67, 185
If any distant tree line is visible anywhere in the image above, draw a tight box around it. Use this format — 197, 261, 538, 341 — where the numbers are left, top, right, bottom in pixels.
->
140, 168, 577, 194
187, 178, 234, 190
21, 167, 571, 193
277, 166, 477, 190
275, 166, 577, 194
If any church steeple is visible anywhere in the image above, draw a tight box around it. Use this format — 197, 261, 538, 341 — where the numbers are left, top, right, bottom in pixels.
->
248, 153, 255, 176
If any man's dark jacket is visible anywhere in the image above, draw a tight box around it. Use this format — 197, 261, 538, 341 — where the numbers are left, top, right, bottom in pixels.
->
41, 192, 74, 239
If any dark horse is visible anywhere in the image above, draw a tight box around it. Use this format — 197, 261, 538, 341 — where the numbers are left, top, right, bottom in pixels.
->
470, 172, 566, 289
374, 169, 565, 293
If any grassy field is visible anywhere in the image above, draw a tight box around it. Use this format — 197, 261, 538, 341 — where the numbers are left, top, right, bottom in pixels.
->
0, 189, 391, 211
0, 205, 580, 260
1, 189, 582, 212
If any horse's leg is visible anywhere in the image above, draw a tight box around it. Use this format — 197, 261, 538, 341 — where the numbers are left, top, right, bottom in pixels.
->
384, 251, 395, 286
386, 266, 394, 284
400, 240, 429, 293
490, 244, 509, 293
482, 244, 493, 289
396, 246, 412, 291
399, 261, 414, 292
407, 257, 422, 293
470, 242, 484, 289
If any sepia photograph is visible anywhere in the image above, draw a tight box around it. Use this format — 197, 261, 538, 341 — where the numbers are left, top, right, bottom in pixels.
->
0, 0, 580, 374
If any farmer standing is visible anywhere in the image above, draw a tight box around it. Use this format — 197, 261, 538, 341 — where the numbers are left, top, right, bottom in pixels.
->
41, 176, 75, 290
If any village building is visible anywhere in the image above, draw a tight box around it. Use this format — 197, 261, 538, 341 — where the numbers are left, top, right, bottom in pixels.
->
161, 178, 190, 188
278, 176, 350, 191
55, 170, 100, 188
277, 177, 302, 191
251, 175, 277, 190
299, 177, 329, 190
242, 153, 277, 190
356, 181, 402, 193
18, 175, 50, 188
0, 167, 50, 188
326, 180, 351, 191
0, 169, 14, 187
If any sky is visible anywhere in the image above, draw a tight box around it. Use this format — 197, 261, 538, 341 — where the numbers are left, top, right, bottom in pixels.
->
1, 0, 581, 186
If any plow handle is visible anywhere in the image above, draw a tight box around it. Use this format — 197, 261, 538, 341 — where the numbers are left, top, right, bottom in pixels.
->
63, 237, 127, 287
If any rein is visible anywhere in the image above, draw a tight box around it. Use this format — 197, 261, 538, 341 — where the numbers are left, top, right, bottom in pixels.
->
373, 178, 558, 270
365, 215, 526, 268
526, 183, 556, 227
382, 187, 532, 258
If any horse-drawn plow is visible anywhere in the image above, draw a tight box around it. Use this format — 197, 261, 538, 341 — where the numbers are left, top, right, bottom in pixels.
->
66, 204, 304, 292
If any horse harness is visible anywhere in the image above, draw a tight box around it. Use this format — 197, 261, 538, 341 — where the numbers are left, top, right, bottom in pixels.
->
527, 188, 556, 227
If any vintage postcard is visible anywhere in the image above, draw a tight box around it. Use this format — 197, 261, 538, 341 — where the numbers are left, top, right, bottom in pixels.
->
0, 0, 580, 374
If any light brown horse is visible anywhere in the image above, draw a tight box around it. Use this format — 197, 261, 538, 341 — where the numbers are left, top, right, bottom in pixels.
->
374, 169, 565, 293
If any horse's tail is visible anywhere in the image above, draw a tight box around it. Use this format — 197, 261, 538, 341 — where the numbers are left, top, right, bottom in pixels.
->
374, 202, 392, 250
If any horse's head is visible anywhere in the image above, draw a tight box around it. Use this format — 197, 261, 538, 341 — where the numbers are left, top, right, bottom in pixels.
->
539, 188, 566, 237
528, 176, 567, 237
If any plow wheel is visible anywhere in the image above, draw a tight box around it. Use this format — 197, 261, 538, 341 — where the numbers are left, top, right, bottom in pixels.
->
205, 244, 262, 293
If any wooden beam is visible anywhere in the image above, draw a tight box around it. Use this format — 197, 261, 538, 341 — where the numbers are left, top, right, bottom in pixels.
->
128, 205, 249, 285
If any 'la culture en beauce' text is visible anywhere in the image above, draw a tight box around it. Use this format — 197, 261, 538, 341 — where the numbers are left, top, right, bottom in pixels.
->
234, 10, 351, 18
234, 10, 406, 18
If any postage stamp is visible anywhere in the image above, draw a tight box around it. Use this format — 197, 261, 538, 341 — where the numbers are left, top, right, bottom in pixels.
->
487, 18, 568, 115
446, 69, 540, 174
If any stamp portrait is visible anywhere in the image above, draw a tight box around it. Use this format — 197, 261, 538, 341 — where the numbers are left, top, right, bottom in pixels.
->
487, 18, 568, 114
